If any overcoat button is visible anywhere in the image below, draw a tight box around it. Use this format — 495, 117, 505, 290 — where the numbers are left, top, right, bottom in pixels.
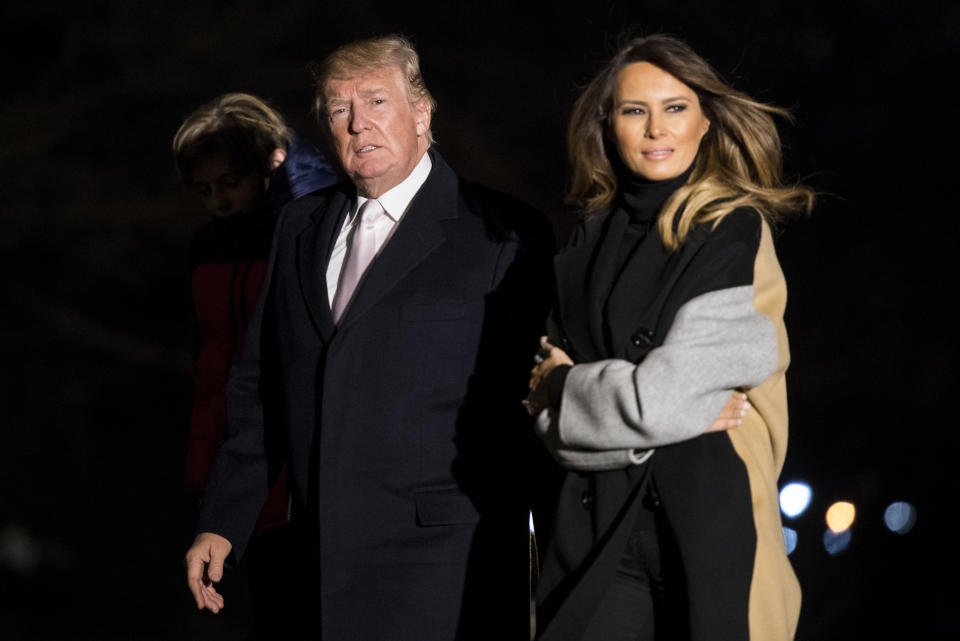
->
581, 491, 594, 509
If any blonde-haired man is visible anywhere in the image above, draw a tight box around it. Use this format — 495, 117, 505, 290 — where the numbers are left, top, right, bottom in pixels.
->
186, 35, 553, 641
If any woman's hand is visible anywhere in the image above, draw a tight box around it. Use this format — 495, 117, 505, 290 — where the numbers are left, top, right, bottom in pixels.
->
524, 337, 574, 416
705, 391, 750, 432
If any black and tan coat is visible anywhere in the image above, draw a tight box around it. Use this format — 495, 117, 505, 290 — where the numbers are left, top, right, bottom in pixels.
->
534, 206, 799, 641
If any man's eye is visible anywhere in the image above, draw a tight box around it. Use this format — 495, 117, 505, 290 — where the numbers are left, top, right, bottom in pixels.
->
373, 99, 384, 105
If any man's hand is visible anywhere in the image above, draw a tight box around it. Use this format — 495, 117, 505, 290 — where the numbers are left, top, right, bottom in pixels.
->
525, 336, 574, 415
185, 532, 232, 613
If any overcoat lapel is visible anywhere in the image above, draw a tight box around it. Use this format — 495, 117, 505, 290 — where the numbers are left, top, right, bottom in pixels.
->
556, 211, 696, 363
336, 153, 456, 331
553, 211, 627, 363
296, 186, 352, 342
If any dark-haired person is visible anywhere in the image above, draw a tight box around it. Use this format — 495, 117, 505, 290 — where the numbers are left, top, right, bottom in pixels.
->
184, 38, 552, 641
527, 35, 813, 641
173, 92, 336, 638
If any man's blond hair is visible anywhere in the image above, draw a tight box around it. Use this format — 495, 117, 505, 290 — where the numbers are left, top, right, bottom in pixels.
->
311, 35, 436, 145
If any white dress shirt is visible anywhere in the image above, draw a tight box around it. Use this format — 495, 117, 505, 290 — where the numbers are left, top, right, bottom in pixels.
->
325, 152, 433, 308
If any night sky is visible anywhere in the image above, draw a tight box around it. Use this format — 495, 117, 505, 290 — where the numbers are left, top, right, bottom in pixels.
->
1, 1, 957, 639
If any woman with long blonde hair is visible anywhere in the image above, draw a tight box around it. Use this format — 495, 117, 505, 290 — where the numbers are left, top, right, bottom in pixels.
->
527, 34, 813, 640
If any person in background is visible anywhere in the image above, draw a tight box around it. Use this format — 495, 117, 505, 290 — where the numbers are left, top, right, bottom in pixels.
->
173, 92, 336, 639
527, 34, 814, 641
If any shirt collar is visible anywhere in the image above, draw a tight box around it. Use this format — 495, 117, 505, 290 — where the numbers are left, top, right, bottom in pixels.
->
354, 152, 433, 223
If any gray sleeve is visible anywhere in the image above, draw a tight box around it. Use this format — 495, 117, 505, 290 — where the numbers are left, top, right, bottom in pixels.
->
534, 407, 654, 471
552, 285, 777, 454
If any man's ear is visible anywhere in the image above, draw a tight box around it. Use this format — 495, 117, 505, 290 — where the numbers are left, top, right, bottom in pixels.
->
415, 100, 432, 137
269, 147, 287, 170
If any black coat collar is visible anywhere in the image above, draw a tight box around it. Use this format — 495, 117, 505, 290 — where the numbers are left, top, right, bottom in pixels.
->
554, 209, 681, 363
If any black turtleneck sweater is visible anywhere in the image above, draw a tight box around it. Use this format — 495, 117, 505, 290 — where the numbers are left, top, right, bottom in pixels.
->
609, 166, 694, 301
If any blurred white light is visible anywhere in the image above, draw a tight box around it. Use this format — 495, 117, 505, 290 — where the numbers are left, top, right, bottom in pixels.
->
823, 527, 852, 555
884, 501, 917, 535
782, 526, 798, 555
779, 482, 812, 518
529, 511, 535, 534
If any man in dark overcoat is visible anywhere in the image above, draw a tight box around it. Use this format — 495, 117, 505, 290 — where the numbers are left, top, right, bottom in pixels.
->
184, 35, 553, 641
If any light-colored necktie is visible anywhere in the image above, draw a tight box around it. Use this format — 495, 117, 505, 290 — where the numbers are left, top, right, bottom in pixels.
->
332, 199, 385, 323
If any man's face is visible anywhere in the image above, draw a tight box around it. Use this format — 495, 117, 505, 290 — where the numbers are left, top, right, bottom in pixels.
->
324, 66, 431, 198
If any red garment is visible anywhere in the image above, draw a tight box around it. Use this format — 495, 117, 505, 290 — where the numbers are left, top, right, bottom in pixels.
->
182, 140, 337, 536
186, 255, 289, 533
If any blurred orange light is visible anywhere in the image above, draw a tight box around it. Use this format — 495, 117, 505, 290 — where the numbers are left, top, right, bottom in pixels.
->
826, 501, 856, 533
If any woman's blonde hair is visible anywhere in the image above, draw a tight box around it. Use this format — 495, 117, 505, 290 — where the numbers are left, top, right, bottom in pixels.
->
172, 93, 292, 184
567, 34, 813, 249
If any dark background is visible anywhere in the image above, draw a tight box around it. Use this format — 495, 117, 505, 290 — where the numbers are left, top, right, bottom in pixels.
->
1, 1, 956, 639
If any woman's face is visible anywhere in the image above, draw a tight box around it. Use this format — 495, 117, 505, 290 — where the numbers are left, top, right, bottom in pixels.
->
189, 151, 265, 218
607, 62, 710, 181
